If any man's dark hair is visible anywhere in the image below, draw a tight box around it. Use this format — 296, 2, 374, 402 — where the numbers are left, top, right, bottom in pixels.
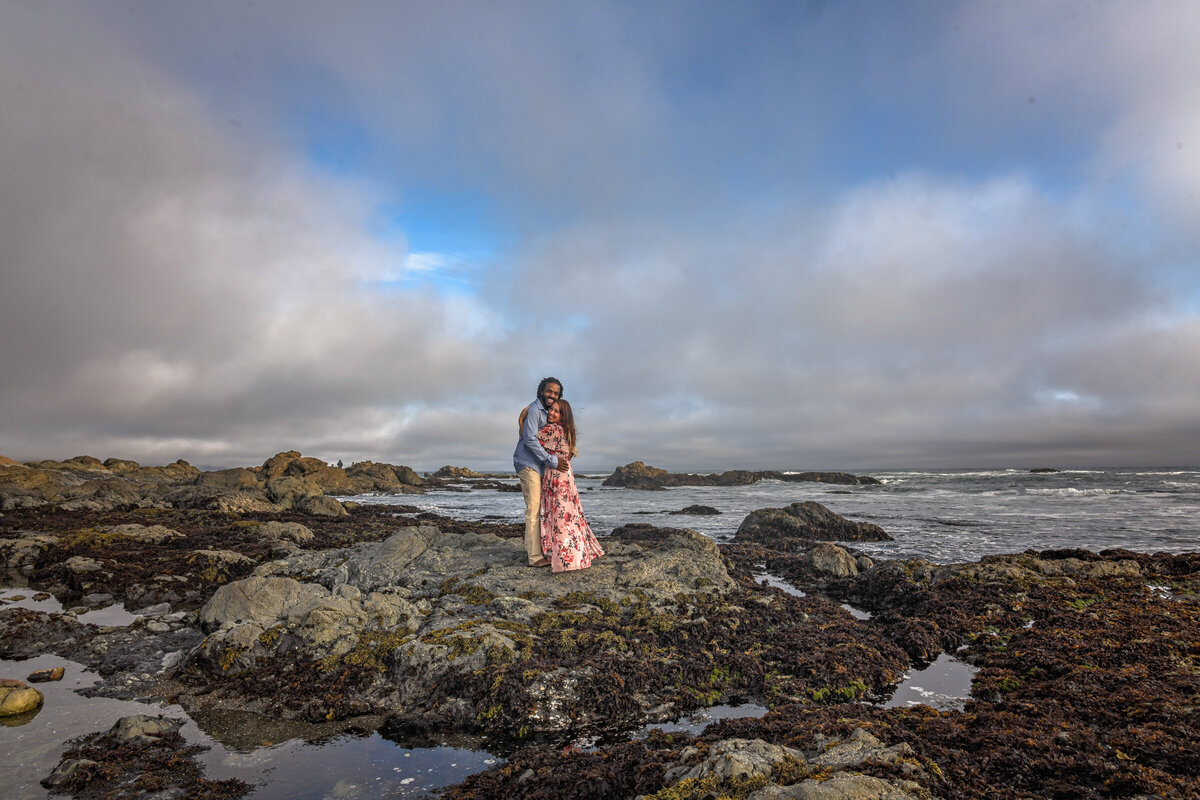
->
537, 376, 563, 398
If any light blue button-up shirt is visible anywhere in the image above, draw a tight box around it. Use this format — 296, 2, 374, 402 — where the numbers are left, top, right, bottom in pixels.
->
513, 399, 560, 473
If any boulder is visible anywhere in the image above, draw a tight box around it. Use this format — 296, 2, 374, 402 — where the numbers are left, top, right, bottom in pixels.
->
736, 501, 891, 546
106, 714, 184, 744
345, 461, 424, 493
265, 476, 323, 507
262, 451, 303, 479
102, 457, 141, 473
27, 667, 66, 683
195, 467, 263, 492
296, 495, 349, 517
807, 542, 860, 578
670, 505, 721, 515
0, 678, 44, 717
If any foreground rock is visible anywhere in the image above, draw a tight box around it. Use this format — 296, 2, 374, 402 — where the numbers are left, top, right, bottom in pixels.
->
177, 524, 777, 734
604, 461, 881, 489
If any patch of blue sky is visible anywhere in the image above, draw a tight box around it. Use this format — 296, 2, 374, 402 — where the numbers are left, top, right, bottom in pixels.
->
296, 104, 507, 280
364, 194, 504, 297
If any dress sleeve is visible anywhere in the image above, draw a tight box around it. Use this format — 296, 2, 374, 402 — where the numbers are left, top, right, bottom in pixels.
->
538, 424, 565, 457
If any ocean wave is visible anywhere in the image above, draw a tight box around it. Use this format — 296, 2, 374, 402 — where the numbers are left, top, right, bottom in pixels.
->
1024, 487, 1124, 497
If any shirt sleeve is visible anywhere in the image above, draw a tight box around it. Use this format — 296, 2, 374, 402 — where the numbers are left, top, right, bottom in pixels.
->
522, 404, 558, 469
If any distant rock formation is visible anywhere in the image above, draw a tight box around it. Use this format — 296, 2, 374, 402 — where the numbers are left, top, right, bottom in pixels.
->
432, 465, 484, 479
602, 461, 881, 489
0, 450, 423, 516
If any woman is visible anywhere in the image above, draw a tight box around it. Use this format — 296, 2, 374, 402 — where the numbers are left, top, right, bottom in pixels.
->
536, 399, 604, 572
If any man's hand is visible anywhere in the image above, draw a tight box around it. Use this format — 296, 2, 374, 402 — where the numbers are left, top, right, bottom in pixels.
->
556, 457, 570, 473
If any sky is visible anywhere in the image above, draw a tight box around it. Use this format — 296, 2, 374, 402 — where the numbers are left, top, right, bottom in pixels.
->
2, 1, 1199, 472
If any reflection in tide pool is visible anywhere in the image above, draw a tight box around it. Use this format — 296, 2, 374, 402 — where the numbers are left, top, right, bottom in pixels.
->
881, 653, 977, 712
0, 586, 143, 627
620, 703, 770, 744
197, 732, 501, 800
0, 648, 503, 800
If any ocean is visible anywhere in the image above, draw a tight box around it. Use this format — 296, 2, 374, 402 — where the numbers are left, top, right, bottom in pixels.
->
350, 467, 1200, 563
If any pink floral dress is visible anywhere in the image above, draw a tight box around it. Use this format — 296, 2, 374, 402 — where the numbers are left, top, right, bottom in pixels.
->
538, 423, 604, 573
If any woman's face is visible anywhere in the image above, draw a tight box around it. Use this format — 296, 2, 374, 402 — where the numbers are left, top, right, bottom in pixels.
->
547, 403, 562, 424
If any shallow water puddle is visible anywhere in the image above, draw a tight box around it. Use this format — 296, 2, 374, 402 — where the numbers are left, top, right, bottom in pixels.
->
197, 732, 502, 800
617, 702, 771, 745
754, 570, 806, 597
753, 571, 872, 619
0, 653, 182, 800
0, 586, 143, 627
0, 648, 502, 800
880, 653, 977, 711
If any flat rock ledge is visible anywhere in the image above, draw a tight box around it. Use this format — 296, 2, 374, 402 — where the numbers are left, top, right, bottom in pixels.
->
178, 524, 741, 735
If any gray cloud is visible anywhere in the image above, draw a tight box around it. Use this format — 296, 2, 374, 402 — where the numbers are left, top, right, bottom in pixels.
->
2, 1, 1198, 472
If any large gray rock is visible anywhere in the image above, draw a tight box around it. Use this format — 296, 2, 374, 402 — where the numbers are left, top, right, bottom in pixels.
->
201, 576, 330, 629
189, 523, 738, 728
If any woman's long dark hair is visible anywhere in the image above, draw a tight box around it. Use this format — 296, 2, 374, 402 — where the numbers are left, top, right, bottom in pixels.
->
554, 399, 578, 458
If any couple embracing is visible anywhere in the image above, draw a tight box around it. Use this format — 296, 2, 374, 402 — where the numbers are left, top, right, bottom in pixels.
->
513, 377, 604, 572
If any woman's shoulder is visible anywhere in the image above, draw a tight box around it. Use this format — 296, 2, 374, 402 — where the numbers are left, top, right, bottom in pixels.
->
539, 422, 564, 434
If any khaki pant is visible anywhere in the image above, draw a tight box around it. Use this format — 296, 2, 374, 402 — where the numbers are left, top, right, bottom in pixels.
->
518, 467, 545, 564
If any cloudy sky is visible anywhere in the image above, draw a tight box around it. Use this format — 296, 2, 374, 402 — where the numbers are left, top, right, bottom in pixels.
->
3, 1, 1199, 472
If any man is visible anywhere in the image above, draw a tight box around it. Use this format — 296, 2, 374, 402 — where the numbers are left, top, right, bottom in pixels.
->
513, 377, 570, 567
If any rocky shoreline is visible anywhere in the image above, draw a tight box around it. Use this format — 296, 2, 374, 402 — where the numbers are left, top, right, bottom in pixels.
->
2, 455, 1198, 799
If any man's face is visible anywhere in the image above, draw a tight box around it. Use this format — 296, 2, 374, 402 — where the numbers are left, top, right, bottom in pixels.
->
540, 382, 562, 409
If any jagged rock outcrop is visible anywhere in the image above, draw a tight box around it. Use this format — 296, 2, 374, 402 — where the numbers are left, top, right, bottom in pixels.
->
736, 501, 892, 547
604, 462, 881, 489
